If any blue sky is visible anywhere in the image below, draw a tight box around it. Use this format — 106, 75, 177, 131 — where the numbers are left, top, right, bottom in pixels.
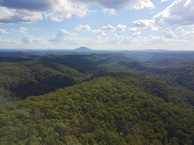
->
0, 0, 194, 50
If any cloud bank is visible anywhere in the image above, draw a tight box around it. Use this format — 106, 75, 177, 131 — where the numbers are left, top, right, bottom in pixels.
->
78, 0, 154, 9
154, 0, 194, 25
0, 0, 154, 23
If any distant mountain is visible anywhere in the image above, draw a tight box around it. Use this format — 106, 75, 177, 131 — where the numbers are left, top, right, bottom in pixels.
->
74, 47, 93, 52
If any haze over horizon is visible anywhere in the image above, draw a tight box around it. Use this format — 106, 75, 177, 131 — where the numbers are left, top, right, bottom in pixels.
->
0, 0, 194, 50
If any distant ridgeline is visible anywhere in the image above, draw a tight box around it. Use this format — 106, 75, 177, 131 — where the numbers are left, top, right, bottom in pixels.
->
0, 49, 194, 144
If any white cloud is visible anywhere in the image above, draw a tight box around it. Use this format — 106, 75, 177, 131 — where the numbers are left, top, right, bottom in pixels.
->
19, 27, 28, 34
110, 34, 131, 45
103, 8, 117, 15
163, 28, 177, 39
31, 27, 40, 31
22, 35, 43, 44
92, 29, 106, 40
116, 24, 127, 32
176, 25, 194, 39
75, 25, 91, 32
176, 26, 185, 35
131, 0, 155, 9
49, 29, 74, 42
100, 25, 116, 32
0, 0, 88, 23
133, 19, 158, 31
0, 38, 20, 45
48, 29, 93, 47
92, 29, 105, 36
154, 0, 194, 25
91, 24, 127, 40
0, 6, 42, 23
0, 0, 155, 23
79, 0, 154, 10
160, 0, 168, 3
0, 29, 8, 34
1, 26, 193, 50
129, 19, 158, 34
144, 35, 163, 44
44, 0, 88, 22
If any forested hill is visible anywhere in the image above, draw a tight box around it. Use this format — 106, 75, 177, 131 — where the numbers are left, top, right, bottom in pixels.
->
0, 50, 194, 144
1, 76, 194, 145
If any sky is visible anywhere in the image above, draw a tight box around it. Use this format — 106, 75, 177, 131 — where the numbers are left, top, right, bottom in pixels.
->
0, 0, 194, 50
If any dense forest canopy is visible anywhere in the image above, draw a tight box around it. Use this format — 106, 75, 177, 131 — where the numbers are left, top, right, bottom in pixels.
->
0, 49, 194, 145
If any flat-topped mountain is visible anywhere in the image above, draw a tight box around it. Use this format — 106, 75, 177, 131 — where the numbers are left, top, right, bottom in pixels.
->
74, 47, 93, 52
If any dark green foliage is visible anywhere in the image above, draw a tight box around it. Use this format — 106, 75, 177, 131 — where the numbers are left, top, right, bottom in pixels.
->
0, 76, 194, 144
0, 60, 90, 99
0, 51, 194, 144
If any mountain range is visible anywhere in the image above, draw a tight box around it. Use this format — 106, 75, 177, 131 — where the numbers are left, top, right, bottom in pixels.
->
0, 49, 194, 145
